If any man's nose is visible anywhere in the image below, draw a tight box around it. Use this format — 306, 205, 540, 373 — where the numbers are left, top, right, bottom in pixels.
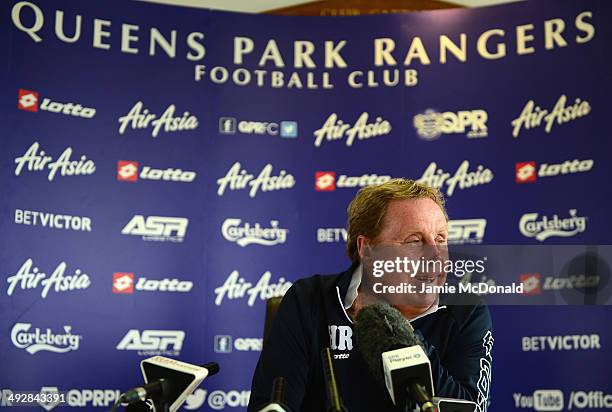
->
422, 237, 445, 260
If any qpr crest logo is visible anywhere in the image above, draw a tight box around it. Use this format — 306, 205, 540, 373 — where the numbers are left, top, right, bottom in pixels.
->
413, 109, 488, 140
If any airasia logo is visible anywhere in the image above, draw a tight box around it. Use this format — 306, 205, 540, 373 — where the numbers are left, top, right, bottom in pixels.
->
117, 161, 196, 183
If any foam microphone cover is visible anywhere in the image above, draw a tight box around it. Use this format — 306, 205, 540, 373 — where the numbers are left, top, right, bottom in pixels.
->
355, 302, 422, 384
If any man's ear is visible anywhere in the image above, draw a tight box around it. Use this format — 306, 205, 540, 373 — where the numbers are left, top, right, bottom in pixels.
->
356, 235, 370, 258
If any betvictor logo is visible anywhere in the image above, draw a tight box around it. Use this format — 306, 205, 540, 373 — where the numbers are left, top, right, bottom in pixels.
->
11, 322, 82, 354
519, 209, 587, 241
17, 88, 96, 118
222, 218, 288, 247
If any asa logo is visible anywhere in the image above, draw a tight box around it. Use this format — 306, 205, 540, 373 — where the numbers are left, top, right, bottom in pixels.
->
121, 215, 188, 242
447, 219, 487, 244
17, 88, 96, 118
116, 329, 185, 356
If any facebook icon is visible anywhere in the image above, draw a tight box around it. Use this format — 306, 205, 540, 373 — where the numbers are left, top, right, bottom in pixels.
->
219, 117, 236, 134
214, 335, 233, 353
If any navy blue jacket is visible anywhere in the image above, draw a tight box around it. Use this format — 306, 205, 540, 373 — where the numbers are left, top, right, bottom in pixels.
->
248, 264, 493, 411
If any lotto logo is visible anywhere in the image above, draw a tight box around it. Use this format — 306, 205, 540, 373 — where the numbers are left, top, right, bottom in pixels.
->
18, 89, 39, 112
113, 273, 134, 294
117, 161, 139, 182
520, 274, 541, 295
516, 162, 537, 183
315, 172, 336, 191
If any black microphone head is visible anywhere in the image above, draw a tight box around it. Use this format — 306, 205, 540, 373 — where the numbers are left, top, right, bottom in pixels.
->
202, 362, 220, 376
355, 302, 420, 384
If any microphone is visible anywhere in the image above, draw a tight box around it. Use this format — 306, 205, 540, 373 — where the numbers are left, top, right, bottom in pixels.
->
122, 362, 219, 405
355, 303, 435, 412
122, 356, 219, 412
321, 348, 347, 412
122, 379, 170, 404
257, 377, 292, 412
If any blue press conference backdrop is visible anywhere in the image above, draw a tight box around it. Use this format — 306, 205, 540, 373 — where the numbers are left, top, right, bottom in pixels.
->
1, 0, 611, 410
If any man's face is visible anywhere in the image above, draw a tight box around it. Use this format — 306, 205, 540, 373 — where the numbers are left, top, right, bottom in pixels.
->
359, 197, 449, 307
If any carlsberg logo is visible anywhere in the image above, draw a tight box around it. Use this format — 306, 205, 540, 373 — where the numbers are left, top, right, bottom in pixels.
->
519, 209, 587, 241
11, 323, 82, 354
222, 218, 288, 247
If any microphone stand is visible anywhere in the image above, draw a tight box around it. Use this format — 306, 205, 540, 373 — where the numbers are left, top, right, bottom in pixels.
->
404, 383, 435, 412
